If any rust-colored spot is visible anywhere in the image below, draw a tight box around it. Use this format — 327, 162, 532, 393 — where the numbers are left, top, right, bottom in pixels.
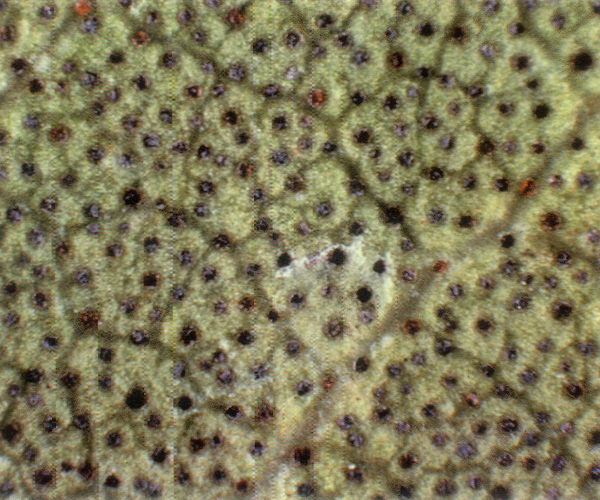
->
49, 125, 69, 143
520, 178, 537, 196
236, 162, 255, 178
464, 392, 480, 407
322, 374, 336, 391
540, 211, 562, 231
307, 89, 326, 107
131, 30, 149, 47
403, 319, 421, 335
234, 479, 250, 494
226, 7, 244, 26
433, 260, 447, 273
239, 296, 256, 312
79, 308, 100, 329
55, 241, 70, 256
74, 0, 92, 16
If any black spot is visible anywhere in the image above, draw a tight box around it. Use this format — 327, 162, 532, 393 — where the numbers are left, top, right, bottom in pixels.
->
354, 357, 370, 372
277, 252, 292, 268
123, 188, 141, 207
32, 469, 54, 486
382, 205, 404, 224
356, 286, 372, 303
572, 51, 593, 71
125, 387, 147, 410
419, 22, 435, 36
225, 405, 242, 419
252, 38, 269, 54
429, 166, 444, 180
296, 381, 313, 396
351, 91, 365, 105
373, 260, 386, 273
315, 13, 334, 28
22, 368, 44, 384
552, 300, 573, 320
175, 395, 192, 411
328, 248, 347, 266
533, 103, 550, 119
349, 221, 364, 235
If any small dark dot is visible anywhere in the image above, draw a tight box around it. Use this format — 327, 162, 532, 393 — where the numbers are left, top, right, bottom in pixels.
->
533, 103, 551, 119
105, 475, 120, 488
491, 485, 511, 500
565, 381, 585, 399
572, 51, 593, 71
478, 137, 495, 155
349, 221, 364, 235
315, 13, 334, 29
373, 260, 386, 273
422, 404, 437, 417
388, 51, 404, 68
356, 286, 372, 303
328, 248, 347, 266
295, 381, 313, 396
419, 22, 435, 36
494, 177, 510, 191
354, 357, 370, 372
382, 205, 404, 224
509, 21, 525, 35
498, 418, 519, 433
384, 95, 399, 110
123, 188, 142, 207
225, 405, 242, 419
277, 252, 292, 268
32, 469, 54, 486
552, 300, 573, 320
351, 91, 365, 105
175, 395, 192, 411
125, 387, 147, 410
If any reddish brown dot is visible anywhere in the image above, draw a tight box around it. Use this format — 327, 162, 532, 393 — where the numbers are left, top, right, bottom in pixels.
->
520, 178, 537, 196
322, 374, 336, 391
464, 392, 480, 407
433, 260, 447, 273
403, 319, 421, 335
79, 308, 100, 330
49, 125, 69, 143
131, 30, 149, 46
308, 89, 326, 107
226, 7, 244, 26
75, 0, 92, 16
234, 479, 250, 494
